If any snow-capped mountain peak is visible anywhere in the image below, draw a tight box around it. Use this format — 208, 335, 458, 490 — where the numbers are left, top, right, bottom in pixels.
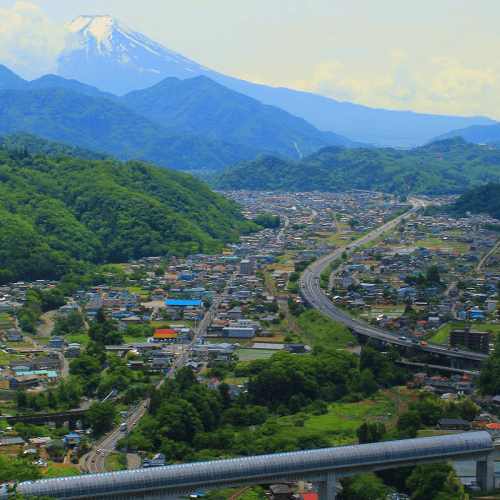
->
57, 15, 213, 94
65, 15, 117, 54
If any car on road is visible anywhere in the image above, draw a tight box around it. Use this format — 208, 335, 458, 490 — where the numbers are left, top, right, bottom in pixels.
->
398, 336, 407, 341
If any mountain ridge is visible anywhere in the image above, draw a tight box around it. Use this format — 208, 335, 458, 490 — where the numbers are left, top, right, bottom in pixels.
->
0, 66, 367, 163
0, 87, 268, 170
52, 15, 497, 146
209, 137, 500, 195
119, 75, 367, 157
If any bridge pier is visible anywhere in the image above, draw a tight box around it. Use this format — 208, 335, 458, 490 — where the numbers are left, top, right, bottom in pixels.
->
476, 454, 495, 491
317, 472, 337, 500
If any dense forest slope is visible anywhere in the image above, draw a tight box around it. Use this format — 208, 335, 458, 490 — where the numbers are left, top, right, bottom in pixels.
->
0, 145, 255, 282
120, 76, 367, 157
0, 132, 116, 161
210, 137, 500, 195
447, 183, 500, 219
0, 87, 266, 171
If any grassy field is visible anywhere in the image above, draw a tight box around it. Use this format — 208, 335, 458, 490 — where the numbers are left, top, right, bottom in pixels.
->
223, 376, 248, 385
237, 348, 278, 361
122, 335, 150, 343
124, 286, 149, 295
42, 462, 81, 477
271, 392, 397, 447
104, 452, 126, 471
0, 350, 15, 364
296, 309, 355, 347
431, 322, 500, 344
417, 429, 465, 437
63, 333, 90, 345
430, 324, 453, 344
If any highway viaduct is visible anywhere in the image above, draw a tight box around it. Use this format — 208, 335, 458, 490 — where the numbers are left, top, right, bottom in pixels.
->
3, 432, 497, 500
298, 200, 488, 370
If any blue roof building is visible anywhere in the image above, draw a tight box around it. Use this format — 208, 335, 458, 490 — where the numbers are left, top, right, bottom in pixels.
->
165, 300, 202, 307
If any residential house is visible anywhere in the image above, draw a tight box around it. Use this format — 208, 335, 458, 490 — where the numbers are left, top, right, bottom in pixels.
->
270, 484, 296, 500
63, 434, 80, 446
487, 422, 500, 440
438, 419, 470, 431
49, 336, 65, 349
5, 329, 22, 342
474, 415, 491, 430
142, 453, 166, 467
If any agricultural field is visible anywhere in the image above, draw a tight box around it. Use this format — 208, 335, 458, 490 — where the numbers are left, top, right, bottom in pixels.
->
0, 313, 15, 330
407, 236, 470, 252
236, 348, 277, 361
42, 462, 81, 477
365, 306, 405, 320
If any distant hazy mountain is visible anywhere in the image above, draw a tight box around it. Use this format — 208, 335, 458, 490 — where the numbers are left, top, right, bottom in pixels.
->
0, 64, 26, 90
0, 64, 118, 100
54, 15, 496, 146
25, 74, 118, 101
120, 76, 367, 158
0, 88, 266, 170
0, 65, 367, 160
210, 137, 500, 195
427, 123, 500, 146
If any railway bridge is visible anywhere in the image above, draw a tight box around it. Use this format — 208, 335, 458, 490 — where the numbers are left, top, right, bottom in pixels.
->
3, 409, 86, 429
3, 432, 497, 500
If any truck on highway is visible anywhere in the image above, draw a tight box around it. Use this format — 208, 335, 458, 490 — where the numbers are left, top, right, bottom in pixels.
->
120, 422, 127, 432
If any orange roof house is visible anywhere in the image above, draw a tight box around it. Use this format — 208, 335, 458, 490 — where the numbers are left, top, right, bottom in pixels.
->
154, 328, 178, 340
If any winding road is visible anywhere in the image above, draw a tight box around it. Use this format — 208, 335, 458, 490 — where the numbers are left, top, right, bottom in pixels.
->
299, 199, 488, 364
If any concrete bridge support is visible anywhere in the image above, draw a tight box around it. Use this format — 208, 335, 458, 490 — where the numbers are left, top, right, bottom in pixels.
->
477, 454, 495, 491
317, 472, 337, 500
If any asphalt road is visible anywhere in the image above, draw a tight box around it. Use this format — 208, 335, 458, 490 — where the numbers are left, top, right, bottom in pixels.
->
84, 271, 233, 473
299, 199, 488, 364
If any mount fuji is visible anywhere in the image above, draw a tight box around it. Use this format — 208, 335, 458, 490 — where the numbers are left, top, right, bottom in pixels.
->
57, 16, 220, 95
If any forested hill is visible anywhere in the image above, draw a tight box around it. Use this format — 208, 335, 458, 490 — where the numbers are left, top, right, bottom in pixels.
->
0, 146, 256, 282
447, 183, 500, 219
0, 87, 265, 171
209, 137, 500, 195
0, 132, 116, 161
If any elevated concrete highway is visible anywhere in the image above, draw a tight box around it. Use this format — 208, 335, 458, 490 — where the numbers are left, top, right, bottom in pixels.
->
299, 200, 487, 367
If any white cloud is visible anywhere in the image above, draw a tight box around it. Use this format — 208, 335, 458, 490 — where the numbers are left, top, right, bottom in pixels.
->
0, 2, 68, 78
428, 57, 499, 101
239, 73, 265, 85
288, 53, 500, 116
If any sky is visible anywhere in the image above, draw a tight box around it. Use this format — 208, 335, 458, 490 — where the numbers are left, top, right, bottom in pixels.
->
1, 0, 500, 118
